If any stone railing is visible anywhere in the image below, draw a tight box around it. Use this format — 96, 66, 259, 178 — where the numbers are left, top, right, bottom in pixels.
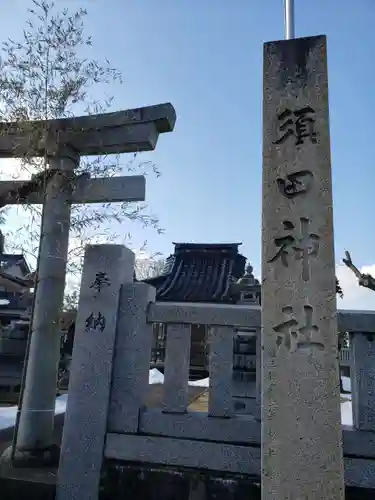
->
56, 245, 375, 499
150, 317, 354, 380
147, 302, 260, 417
340, 347, 351, 366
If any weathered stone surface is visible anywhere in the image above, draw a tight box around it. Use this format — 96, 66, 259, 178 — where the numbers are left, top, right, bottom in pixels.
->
56, 244, 135, 500
16, 154, 78, 453
105, 433, 260, 475
350, 332, 375, 431
231, 330, 259, 417
147, 301, 259, 327
1, 465, 374, 500
0, 174, 146, 205
163, 323, 192, 414
208, 326, 234, 417
0, 102, 176, 157
108, 282, 156, 433
148, 302, 375, 333
261, 35, 344, 498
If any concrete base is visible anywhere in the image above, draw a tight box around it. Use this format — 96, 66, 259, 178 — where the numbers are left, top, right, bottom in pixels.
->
0, 456, 55, 500
0, 444, 60, 471
0, 447, 373, 500
0, 413, 65, 479
1, 477, 56, 500
0, 443, 57, 500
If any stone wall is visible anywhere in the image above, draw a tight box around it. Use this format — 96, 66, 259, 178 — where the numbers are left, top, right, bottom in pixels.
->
102, 465, 375, 500
1, 463, 375, 500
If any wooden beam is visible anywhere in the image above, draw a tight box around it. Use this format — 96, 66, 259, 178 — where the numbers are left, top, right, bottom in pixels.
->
0, 175, 145, 205
0, 103, 176, 157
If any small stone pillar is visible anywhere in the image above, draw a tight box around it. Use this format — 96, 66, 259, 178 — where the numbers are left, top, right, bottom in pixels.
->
232, 265, 260, 416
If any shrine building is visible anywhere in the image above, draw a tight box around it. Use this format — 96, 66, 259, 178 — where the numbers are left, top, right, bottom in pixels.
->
143, 242, 260, 380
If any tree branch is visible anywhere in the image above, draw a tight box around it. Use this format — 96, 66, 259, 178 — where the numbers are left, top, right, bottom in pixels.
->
342, 250, 375, 292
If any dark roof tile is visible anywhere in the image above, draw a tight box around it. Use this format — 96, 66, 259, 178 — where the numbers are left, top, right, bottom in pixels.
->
144, 243, 246, 303
0, 254, 30, 275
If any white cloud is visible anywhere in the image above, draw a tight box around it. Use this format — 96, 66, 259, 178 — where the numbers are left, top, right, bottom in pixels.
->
0, 158, 36, 180
336, 263, 375, 310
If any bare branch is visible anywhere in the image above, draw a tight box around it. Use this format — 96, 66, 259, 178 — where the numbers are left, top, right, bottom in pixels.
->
0, 1, 164, 299
342, 250, 375, 292
135, 256, 165, 281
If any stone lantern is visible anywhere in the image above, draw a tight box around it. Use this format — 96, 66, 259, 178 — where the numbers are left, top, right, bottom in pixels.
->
233, 264, 261, 305
230, 263, 261, 416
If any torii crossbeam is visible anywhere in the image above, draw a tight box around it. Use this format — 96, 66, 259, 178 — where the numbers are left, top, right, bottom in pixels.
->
0, 102, 176, 462
0, 103, 174, 157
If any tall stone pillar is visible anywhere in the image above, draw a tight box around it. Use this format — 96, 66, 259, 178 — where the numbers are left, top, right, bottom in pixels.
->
17, 153, 78, 456
261, 35, 344, 499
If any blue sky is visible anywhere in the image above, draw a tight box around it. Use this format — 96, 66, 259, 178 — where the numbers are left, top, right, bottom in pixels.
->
1, 1, 375, 308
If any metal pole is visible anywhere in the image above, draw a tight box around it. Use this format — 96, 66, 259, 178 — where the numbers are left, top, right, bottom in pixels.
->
284, 0, 295, 39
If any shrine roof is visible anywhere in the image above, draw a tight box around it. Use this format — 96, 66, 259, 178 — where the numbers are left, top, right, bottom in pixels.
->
144, 242, 246, 303
0, 271, 31, 290
0, 357, 23, 380
0, 288, 31, 310
0, 254, 31, 276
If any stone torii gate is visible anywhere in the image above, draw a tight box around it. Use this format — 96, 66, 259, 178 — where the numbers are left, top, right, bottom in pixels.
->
0, 102, 175, 463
